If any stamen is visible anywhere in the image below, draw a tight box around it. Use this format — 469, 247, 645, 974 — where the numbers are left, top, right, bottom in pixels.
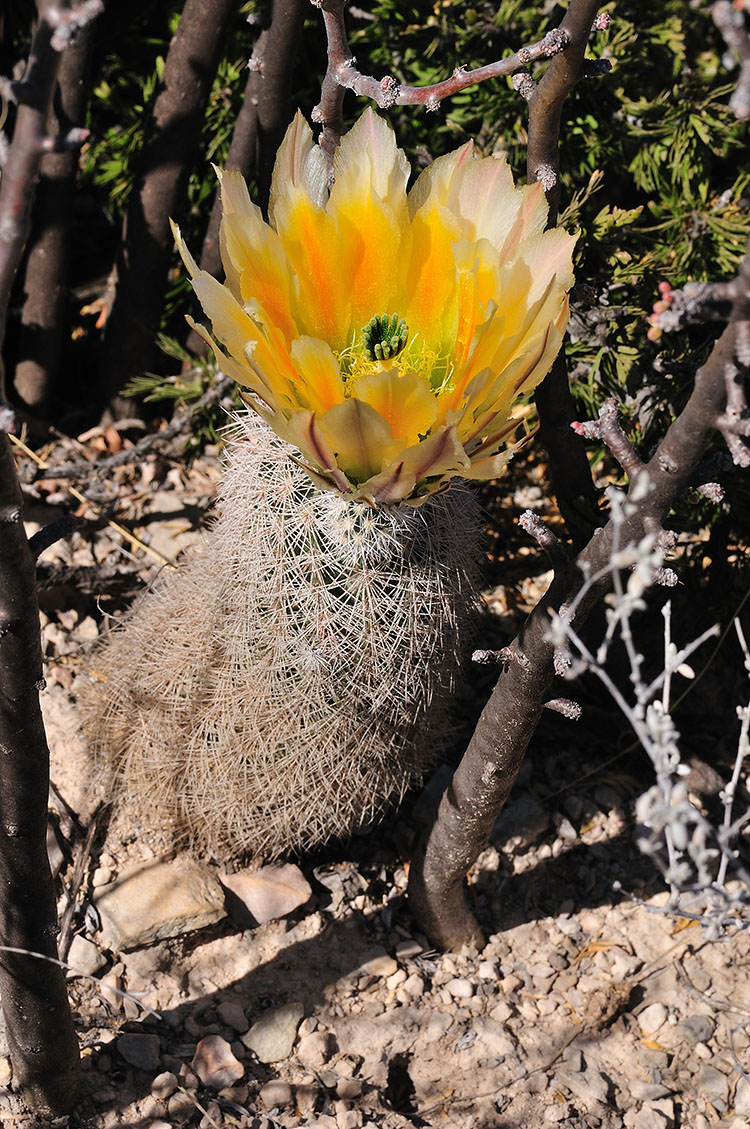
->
362, 313, 409, 361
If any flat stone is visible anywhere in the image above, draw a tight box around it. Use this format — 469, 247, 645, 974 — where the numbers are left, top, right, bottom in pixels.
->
242, 1002, 304, 1063
395, 939, 423, 959
95, 859, 225, 951
191, 1035, 244, 1089
736, 1076, 750, 1115
446, 978, 474, 999
631, 1109, 669, 1129
67, 934, 107, 978
638, 1003, 668, 1035
297, 1030, 334, 1067
116, 1033, 161, 1071
150, 1071, 178, 1100
220, 863, 312, 926
358, 949, 398, 978
337, 1077, 363, 1100
676, 1014, 715, 1045
402, 973, 424, 997
473, 1017, 515, 1058
555, 1068, 609, 1106
695, 1064, 728, 1101
216, 1000, 249, 1032
629, 1081, 673, 1101
259, 1080, 294, 1109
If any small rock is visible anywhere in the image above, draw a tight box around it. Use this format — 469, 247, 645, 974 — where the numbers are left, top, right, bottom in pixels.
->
0, 1056, 12, 1086
216, 1000, 249, 1032
386, 969, 406, 990
489, 1001, 513, 1023
220, 863, 312, 926
144, 1122, 172, 1129
736, 1076, 750, 1115
630, 1109, 669, 1129
446, 978, 474, 999
358, 949, 398, 977
178, 1063, 200, 1092
295, 1083, 318, 1115
477, 961, 497, 980
676, 1014, 715, 1045
117, 1033, 161, 1071
151, 1071, 178, 1100
199, 1101, 223, 1129
402, 973, 424, 997
242, 1002, 304, 1063
395, 939, 423, 959
95, 858, 225, 951
555, 1068, 609, 1106
629, 1081, 672, 1101
544, 1104, 570, 1123
259, 1080, 294, 1109
695, 1064, 728, 1101
297, 1030, 334, 1067
561, 1049, 583, 1072
191, 1035, 244, 1090
92, 866, 113, 888
337, 1076, 363, 1100
638, 1003, 668, 1035
336, 1105, 362, 1129
473, 1017, 515, 1058
67, 934, 107, 978
167, 1090, 196, 1123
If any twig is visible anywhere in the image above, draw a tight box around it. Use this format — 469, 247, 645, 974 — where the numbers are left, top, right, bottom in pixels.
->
713, 1, 750, 119
571, 398, 644, 480
518, 510, 569, 574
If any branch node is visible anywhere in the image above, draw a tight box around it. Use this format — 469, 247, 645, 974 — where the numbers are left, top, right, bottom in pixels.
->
518, 509, 569, 572
695, 481, 725, 504
512, 70, 537, 101
247, 54, 263, 73
379, 74, 400, 108
544, 697, 582, 720
592, 12, 611, 32
534, 162, 557, 191
0, 405, 18, 434
0, 503, 22, 524
653, 567, 679, 588
425, 94, 441, 113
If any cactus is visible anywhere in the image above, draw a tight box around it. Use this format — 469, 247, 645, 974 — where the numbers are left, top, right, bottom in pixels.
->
84, 413, 482, 861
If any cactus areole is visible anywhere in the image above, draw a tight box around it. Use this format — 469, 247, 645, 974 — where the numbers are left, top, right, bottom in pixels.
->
173, 108, 575, 507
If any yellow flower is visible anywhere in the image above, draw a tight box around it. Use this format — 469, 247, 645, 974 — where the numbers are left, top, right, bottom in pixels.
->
173, 110, 575, 506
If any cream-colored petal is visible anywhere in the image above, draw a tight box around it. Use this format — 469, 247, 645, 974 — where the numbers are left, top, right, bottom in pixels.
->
407, 142, 473, 218
268, 111, 329, 229
171, 220, 199, 278
215, 166, 261, 219
333, 107, 410, 205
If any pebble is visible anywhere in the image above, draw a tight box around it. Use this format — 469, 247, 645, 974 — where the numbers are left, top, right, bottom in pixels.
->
191, 1035, 244, 1089
629, 1081, 672, 1101
337, 1076, 363, 1099
151, 1071, 178, 1100
489, 1001, 513, 1023
295, 1083, 318, 1115
386, 968, 406, 990
675, 1014, 714, 1045
167, 1091, 197, 1123
199, 1102, 223, 1129
243, 1001, 304, 1063
473, 1017, 515, 1058
554, 1068, 609, 1106
638, 1003, 668, 1035
402, 973, 424, 997
395, 939, 423, 959
259, 1080, 294, 1109
67, 934, 107, 978
695, 1064, 728, 1101
92, 866, 113, 888
736, 1077, 750, 1115
358, 949, 398, 978
544, 1104, 570, 1123
500, 974, 523, 994
446, 978, 474, 999
116, 1033, 161, 1071
628, 1109, 669, 1129
216, 1000, 249, 1032
297, 1030, 334, 1067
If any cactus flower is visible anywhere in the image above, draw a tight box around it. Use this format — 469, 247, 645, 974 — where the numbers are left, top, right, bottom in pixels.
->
174, 110, 575, 506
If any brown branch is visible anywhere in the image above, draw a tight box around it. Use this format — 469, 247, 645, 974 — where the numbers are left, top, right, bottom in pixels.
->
408, 314, 742, 951
523, 0, 609, 547
0, 435, 80, 1114
99, 0, 237, 417
571, 397, 645, 480
312, 0, 572, 156
13, 13, 95, 417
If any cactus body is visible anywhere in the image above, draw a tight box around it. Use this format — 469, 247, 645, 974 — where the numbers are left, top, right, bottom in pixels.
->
85, 414, 482, 861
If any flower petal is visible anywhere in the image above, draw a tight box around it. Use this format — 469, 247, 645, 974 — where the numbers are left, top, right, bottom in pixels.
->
290, 337, 346, 413
352, 368, 438, 447
317, 398, 401, 482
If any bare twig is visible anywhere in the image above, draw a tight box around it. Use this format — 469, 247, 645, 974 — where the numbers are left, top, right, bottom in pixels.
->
571, 398, 645, 480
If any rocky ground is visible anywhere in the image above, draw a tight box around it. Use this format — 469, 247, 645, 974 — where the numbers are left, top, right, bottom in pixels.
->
2, 422, 749, 1129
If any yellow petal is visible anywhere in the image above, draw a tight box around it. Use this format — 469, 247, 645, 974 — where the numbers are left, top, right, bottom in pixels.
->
352, 368, 438, 447
317, 398, 401, 482
402, 202, 464, 349
407, 142, 473, 218
358, 425, 470, 504
290, 337, 345, 413
333, 108, 410, 206
220, 210, 298, 343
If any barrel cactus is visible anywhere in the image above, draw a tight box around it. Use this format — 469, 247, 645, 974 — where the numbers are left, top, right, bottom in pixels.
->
85, 109, 574, 861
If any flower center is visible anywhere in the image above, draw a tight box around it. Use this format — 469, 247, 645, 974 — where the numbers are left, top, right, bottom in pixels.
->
362, 313, 409, 361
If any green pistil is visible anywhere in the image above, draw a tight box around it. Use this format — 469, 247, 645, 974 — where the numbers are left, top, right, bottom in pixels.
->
362, 313, 409, 362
